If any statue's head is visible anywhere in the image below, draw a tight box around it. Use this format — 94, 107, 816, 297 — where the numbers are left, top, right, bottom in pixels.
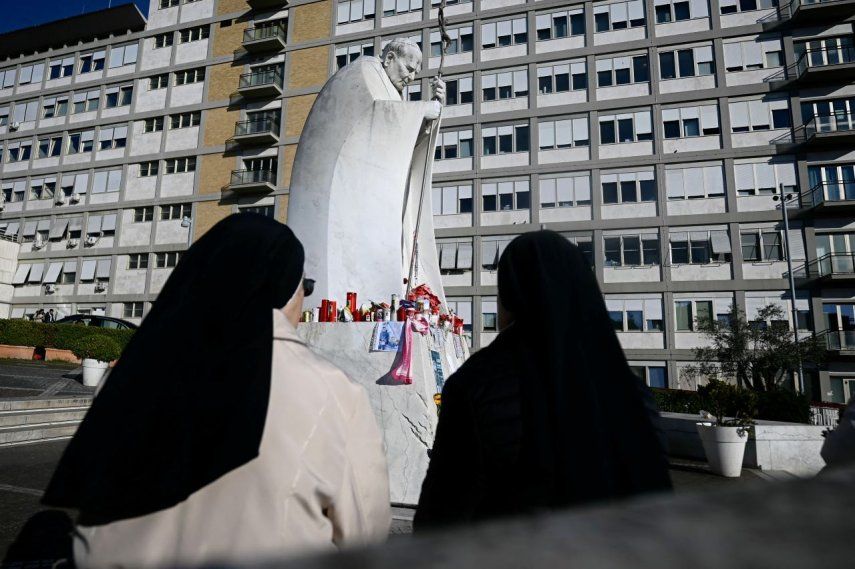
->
381, 38, 422, 93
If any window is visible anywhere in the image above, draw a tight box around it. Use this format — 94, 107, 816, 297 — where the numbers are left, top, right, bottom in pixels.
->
666, 164, 725, 199
537, 61, 586, 94
11, 99, 38, 124
154, 32, 174, 49
380, 0, 420, 16
337, 0, 376, 24
160, 0, 180, 7
240, 205, 275, 217
729, 98, 790, 132
662, 105, 719, 138
78, 50, 106, 73
59, 172, 89, 198
72, 90, 100, 114
139, 161, 160, 177
444, 76, 474, 105
37, 136, 63, 158
481, 70, 526, 101
42, 97, 68, 119
536, 9, 585, 41
675, 299, 719, 331
482, 297, 498, 331
170, 111, 201, 129
109, 43, 139, 69
482, 180, 530, 212
128, 254, 149, 270
134, 207, 154, 222
659, 45, 714, 78
104, 85, 134, 108
164, 157, 196, 174
446, 297, 473, 335
599, 111, 652, 143
155, 252, 182, 268
0, 68, 16, 88
631, 365, 668, 388
719, 0, 779, 15
29, 178, 56, 200
538, 117, 590, 149
335, 43, 375, 69
432, 184, 473, 215
540, 174, 592, 208
179, 25, 210, 43
92, 169, 122, 194
6, 141, 32, 163
161, 203, 192, 221
740, 229, 784, 261
67, 130, 95, 154
481, 237, 515, 270
149, 74, 169, 90
670, 230, 732, 264
604, 234, 660, 266
434, 129, 473, 159
655, 0, 706, 23
436, 239, 474, 273
17, 62, 45, 86
606, 298, 664, 331
594, 0, 647, 32
596, 54, 649, 86
601, 171, 656, 204
124, 302, 145, 318
403, 83, 422, 101
48, 57, 75, 79
98, 126, 128, 150
2, 180, 26, 203
723, 38, 783, 72
482, 124, 530, 155
430, 26, 473, 57
734, 161, 796, 196
174, 67, 205, 85
481, 18, 527, 49
144, 117, 165, 133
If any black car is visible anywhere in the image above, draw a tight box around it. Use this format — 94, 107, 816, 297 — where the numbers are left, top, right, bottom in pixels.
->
55, 315, 138, 330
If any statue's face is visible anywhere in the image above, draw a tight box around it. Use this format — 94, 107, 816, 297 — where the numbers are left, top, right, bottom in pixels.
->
383, 45, 422, 93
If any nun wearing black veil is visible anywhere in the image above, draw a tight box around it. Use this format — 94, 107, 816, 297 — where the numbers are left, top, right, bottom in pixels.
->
42, 214, 391, 567
414, 230, 671, 530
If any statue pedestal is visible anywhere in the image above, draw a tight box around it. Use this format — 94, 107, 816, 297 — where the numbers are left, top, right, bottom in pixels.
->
297, 322, 467, 505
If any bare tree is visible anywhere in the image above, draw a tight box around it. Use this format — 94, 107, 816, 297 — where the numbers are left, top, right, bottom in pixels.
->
684, 303, 826, 392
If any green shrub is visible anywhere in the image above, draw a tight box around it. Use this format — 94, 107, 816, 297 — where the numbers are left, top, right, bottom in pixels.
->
654, 385, 811, 424
0, 319, 133, 358
0, 319, 49, 349
698, 379, 757, 426
69, 335, 122, 363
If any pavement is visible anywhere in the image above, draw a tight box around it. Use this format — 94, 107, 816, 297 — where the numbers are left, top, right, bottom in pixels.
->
0, 360, 93, 399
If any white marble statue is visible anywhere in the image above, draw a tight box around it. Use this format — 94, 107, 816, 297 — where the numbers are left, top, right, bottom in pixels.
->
287, 38, 448, 309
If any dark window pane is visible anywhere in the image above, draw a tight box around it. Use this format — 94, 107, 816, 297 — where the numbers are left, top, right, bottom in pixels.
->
655, 5, 671, 23
615, 68, 631, 84
624, 236, 641, 265
678, 49, 695, 77
627, 310, 644, 330
516, 190, 530, 209
447, 80, 459, 105
660, 52, 676, 79
674, 1, 691, 20
618, 118, 634, 142
595, 13, 610, 32
515, 126, 530, 151
597, 70, 613, 87
555, 73, 570, 92
643, 239, 660, 264
633, 56, 649, 82
553, 16, 568, 38
691, 239, 710, 264
570, 14, 585, 35
672, 240, 689, 263
600, 121, 616, 143
499, 134, 513, 153
621, 181, 638, 202
640, 179, 657, 201
603, 182, 619, 204
572, 73, 587, 90
538, 76, 553, 94
483, 136, 496, 155
772, 109, 791, 129
459, 198, 473, 213
609, 311, 624, 330
499, 193, 513, 210
683, 118, 700, 137
664, 121, 681, 138
483, 195, 497, 211
605, 237, 622, 266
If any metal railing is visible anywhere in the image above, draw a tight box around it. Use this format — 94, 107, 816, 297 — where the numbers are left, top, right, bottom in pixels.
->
794, 46, 855, 77
234, 117, 280, 137
809, 404, 842, 427
798, 252, 855, 279
243, 23, 286, 44
800, 181, 855, 208
238, 68, 283, 89
823, 329, 855, 351
230, 169, 277, 186
804, 110, 855, 138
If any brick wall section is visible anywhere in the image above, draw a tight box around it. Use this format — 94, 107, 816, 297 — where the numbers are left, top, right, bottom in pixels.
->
216, 0, 249, 16
280, 145, 298, 188
204, 107, 239, 147
276, 194, 290, 224
288, 46, 330, 90
207, 62, 244, 102
290, 1, 332, 43
212, 19, 247, 57
285, 94, 317, 138
198, 153, 236, 195
194, 201, 232, 241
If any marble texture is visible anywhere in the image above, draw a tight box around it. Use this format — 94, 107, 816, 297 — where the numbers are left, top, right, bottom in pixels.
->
297, 322, 468, 505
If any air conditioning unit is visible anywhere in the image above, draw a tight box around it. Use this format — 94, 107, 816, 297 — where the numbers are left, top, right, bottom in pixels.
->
55, 195, 66, 205
70, 193, 81, 204
9, 122, 20, 131
94, 281, 107, 293
67, 238, 79, 248
32, 238, 45, 250
84, 234, 99, 247
44, 284, 56, 294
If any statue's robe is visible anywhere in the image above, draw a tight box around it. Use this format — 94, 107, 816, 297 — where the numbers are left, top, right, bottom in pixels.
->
287, 56, 445, 309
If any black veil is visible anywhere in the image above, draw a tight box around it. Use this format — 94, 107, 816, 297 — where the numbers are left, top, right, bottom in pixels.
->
43, 214, 305, 525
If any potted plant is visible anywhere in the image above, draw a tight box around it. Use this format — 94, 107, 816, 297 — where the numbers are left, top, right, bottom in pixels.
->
71, 335, 121, 388
695, 379, 757, 478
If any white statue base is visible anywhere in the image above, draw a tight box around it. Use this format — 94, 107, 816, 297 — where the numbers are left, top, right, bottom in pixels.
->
297, 322, 468, 505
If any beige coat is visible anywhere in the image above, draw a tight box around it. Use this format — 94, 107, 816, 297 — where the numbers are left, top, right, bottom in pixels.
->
74, 310, 391, 568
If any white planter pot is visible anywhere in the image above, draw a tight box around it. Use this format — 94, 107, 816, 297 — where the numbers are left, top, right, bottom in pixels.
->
696, 422, 749, 478
82, 358, 110, 388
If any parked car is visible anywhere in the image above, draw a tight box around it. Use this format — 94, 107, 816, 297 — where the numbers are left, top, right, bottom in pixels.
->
55, 315, 138, 330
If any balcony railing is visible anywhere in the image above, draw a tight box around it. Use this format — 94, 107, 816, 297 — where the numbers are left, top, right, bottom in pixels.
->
230, 169, 277, 187
239, 69, 283, 90
794, 45, 855, 77
823, 329, 855, 351
242, 24, 286, 51
798, 252, 855, 279
234, 117, 280, 138
800, 181, 855, 208
764, 0, 855, 25
804, 111, 855, 138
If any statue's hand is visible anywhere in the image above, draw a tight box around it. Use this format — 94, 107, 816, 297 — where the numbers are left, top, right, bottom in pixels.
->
424, 100, 442, 121
431, 77, 446, 105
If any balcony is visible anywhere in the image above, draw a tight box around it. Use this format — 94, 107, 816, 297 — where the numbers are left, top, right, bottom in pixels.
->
237, 69, 283, 99
767, 46, 855, 88
763, 0, 855, 28
799, 181, 855, 214
242, 24, 286, 53
227, 169, 277, 193
247, 0, 288, 9
795, 253, 855, 285
775, 111, 855, 148
823, 329, 855, 355
231, 117, 280, 146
